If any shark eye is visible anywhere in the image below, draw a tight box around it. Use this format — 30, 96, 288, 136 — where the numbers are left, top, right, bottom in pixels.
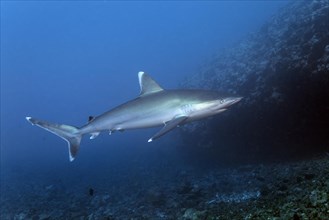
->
219, 99, 225, 104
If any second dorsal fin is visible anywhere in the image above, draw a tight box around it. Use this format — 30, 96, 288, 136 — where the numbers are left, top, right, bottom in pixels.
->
138, 72, 164, 96
88, 116, 95, 122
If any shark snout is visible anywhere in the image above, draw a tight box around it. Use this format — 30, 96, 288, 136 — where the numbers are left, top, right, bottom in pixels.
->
224, 97, 243, 107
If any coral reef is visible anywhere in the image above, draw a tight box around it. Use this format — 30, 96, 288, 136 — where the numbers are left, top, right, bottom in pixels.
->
180, 0, 329, 164
1, 156, 329, 219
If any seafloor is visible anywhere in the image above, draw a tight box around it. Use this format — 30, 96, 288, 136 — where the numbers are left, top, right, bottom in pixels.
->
1, 155, 329, 219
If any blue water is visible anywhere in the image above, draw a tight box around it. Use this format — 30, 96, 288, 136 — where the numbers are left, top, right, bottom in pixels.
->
1, 1, 288, 219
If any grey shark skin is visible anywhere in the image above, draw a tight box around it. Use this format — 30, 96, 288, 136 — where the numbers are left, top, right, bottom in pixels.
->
26, 72, 242, 161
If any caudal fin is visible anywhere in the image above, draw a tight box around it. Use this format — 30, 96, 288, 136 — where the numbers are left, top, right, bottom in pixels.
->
26, 117, 82, 161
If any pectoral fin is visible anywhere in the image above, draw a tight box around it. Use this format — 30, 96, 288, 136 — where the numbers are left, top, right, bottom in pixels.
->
148, 115, 188, 142
90, 132, 100, 139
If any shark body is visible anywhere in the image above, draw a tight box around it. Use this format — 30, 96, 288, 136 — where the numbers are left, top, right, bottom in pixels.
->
26, 72, 242, 161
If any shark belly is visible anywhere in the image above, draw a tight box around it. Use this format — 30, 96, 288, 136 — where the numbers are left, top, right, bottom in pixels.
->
87, 103, 179, 132
112, 109, 179, 130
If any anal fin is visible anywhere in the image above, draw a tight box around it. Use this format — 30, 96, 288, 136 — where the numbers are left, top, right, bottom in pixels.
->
148, 115, 188, 142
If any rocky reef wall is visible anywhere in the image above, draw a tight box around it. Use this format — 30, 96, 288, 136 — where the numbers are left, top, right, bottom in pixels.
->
180, 0, 329, 165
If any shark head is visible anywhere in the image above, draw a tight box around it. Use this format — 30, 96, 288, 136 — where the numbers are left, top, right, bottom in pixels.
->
216, 96, 243, 110
183, 92, 242, 120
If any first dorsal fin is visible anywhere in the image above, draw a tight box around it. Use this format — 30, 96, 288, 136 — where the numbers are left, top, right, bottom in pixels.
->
138, 71, 164, 96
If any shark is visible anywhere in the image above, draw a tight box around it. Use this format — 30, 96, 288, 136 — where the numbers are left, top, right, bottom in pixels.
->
26, 72, 242, 161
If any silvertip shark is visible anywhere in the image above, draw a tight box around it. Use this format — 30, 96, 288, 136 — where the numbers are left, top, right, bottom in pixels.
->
26, 72, 242, 161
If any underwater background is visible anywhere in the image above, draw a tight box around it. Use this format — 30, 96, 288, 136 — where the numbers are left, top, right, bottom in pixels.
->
1, 1, 329, 219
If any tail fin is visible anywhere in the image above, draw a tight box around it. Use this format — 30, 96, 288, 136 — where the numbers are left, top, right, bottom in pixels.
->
26, 117, 82, 162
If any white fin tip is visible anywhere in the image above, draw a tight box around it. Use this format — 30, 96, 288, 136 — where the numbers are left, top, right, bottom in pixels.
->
25, 117, 35, 125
